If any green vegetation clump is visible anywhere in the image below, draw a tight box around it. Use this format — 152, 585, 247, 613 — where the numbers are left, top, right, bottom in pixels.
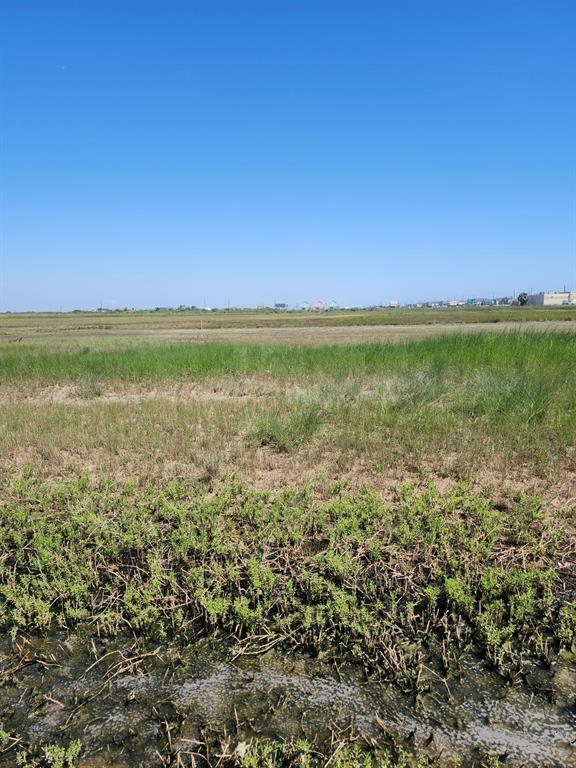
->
72, 373, 103, 399
236, 740, 432, 768
16, 740, 82, 768
1, 473, 573, 686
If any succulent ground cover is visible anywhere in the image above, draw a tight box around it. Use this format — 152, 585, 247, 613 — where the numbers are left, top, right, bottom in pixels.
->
1, 474, 573, 686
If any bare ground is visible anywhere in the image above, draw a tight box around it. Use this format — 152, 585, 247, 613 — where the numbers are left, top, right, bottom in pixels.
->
0, 379, 280, 405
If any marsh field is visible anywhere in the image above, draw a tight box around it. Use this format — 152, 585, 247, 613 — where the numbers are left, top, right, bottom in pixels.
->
1, 310, 575, 768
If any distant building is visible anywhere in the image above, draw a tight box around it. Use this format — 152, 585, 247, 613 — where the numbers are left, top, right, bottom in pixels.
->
388, 300, 400, 308
528, 292, 576, 306
274, 303, 288, 310
467, 298, 492, 306
313, 299, 325, 311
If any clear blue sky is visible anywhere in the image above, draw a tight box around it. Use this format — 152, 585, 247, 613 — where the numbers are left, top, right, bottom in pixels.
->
1, 0, 575, 311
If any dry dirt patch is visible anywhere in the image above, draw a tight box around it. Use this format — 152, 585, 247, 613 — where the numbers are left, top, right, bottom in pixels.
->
0, 378, 289, 405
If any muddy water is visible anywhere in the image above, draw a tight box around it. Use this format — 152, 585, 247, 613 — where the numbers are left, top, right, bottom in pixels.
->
1, 635, 575, 767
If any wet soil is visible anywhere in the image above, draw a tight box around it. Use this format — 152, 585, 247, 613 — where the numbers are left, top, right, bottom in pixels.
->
1, 635, 575, 767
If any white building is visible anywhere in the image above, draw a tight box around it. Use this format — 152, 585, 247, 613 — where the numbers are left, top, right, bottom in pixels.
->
527, 292, 576, 306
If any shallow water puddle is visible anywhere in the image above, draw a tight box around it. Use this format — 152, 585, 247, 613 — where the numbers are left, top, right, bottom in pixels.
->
1, 635, 574, 766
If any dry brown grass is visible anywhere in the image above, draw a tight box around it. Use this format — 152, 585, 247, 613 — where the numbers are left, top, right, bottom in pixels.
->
0, 377, 281, 405
2, 374, 575, 505
2, 332, 575, 504
2, 318, 576, 349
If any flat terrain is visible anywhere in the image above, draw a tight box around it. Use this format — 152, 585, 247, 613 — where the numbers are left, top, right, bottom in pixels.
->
1, 312, 575, 768
5, 318, 574, 348
1, 330, 576, 497
2, 306, 576, 349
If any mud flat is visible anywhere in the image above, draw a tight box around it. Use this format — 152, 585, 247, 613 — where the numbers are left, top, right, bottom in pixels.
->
1, 635, 575, 767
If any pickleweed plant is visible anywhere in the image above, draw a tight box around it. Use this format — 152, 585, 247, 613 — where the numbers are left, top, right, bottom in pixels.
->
0, 472, 573, 686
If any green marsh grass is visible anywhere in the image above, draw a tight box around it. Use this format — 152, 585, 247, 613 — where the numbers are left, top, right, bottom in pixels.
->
1, 331, 575, 384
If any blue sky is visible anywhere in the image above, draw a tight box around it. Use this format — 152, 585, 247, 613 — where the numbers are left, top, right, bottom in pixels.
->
1, 0, 575, 310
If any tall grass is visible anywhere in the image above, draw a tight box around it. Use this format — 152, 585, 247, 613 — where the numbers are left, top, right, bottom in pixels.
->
1, 331, 575, 384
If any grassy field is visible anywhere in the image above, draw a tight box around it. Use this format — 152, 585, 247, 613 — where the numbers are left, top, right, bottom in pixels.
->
1, 329, 575, 381
2, 306, 576, 350
1, 321, 575, 767
4, 305, 576, 332
1, 332, 575, 493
